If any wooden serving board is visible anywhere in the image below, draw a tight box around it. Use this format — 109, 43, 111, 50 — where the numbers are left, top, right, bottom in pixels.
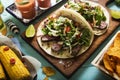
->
21, 0, 120, 78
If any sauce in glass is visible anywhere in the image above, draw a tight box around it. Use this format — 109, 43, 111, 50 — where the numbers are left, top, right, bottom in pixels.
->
37, 0, 51, 10
15, 0, 36, 19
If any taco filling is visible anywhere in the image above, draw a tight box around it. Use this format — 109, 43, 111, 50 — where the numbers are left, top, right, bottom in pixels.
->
65, 1, 108, 35
41, 15, 92, 56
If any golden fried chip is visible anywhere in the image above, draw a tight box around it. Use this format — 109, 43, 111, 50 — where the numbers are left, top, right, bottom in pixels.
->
116, 64, 120, 77
103, 53, 114, 72
42, 66, 56, 77
114, 33, 120, 48
108, 47, 120, 59
43, 76, 48, 80
103, 33, 120, 77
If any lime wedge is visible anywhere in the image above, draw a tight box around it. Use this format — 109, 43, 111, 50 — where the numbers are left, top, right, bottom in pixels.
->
25, 24, 35, 38
110, 10, 120, 19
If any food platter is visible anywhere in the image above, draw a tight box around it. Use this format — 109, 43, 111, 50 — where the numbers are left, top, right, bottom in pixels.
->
21, 0, 120, 78
64, 0, 110, 35
6, 0, 65, 25
91, 31, 120, 80
36, 8, 94, 59
0, 33, 41, 80
36, 0, 110, 58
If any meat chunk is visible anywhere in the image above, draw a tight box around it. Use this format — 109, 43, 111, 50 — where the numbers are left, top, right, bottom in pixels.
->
71, 45, 81, 56
74, 0, 81, 3
51, 43, 62, 52
97, 21, 108, 30
41, 35, 60, 42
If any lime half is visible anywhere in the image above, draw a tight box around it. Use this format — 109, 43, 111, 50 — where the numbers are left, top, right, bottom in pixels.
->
110, 10, 120, 19
25, 24, 35, 38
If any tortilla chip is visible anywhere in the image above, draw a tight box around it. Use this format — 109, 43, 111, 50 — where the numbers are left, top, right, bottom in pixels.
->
103, 53, 114, 72
108, 47, 120, 59
103, 33, 120, 77
42, 66, 56, 77
116, 64, 120, 77
114, 33, 120, 48
107, 33, 120, 59
43, 76, 48, 80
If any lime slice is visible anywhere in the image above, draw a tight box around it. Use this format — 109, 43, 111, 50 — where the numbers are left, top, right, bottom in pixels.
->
25, 24, 35, 38
110, 10, 120, 19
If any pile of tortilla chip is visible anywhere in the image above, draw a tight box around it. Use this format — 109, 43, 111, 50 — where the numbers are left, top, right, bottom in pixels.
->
103, 33, 120, 77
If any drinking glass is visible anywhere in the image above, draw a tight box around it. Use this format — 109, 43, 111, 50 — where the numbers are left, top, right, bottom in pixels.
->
37, 0, 51, 10
15, 0, 36, 19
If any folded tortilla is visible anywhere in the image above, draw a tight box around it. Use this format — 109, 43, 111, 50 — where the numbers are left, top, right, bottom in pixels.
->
37, 9, 94, 58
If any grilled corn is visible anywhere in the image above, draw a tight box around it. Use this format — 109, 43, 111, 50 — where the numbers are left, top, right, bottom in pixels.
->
0, 45, 31, 80
0, 62, 6, 80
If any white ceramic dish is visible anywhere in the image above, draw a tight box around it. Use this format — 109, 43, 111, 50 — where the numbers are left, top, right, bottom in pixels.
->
91, 31, 120, 80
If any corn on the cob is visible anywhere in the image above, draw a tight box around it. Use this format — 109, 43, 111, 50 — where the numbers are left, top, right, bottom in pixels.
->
0, 62, 6, 80
0, 45, 31, 80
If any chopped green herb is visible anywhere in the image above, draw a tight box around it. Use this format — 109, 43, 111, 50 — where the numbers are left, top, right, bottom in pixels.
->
66, 1, 107, 28
42, 16, 92, 54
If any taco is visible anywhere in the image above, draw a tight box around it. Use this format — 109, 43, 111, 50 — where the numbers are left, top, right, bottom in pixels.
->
37, 9, 94, 58
65, 0, 110, 35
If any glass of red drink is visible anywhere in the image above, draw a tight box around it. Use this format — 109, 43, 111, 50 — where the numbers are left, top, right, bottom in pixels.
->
37, 0, 51, 10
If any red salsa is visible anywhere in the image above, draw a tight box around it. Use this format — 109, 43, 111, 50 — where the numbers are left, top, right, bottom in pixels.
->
37, 0, 51, 10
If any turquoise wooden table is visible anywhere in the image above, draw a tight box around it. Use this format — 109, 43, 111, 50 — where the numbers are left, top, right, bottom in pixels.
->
1, 0, 120, 80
